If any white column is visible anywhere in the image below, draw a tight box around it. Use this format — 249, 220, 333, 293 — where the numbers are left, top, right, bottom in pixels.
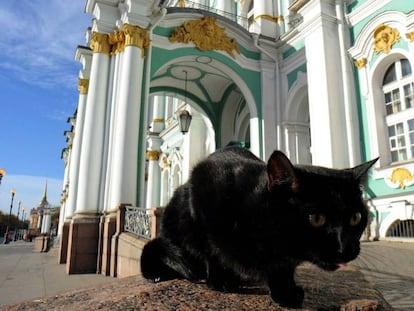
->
65, 48, 92, 218
108, 24, 148, 209
75, 32, 110, 213
57, 149, 70, 238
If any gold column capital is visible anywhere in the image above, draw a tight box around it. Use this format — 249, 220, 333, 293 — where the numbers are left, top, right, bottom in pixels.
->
122, 24, 150, 58
78, 78, 89, 94
90, 32, 111, 55
146, 150, 160, 161
109, 29, 126, 55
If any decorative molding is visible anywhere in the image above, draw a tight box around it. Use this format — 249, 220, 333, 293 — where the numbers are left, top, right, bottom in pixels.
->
354, 58, 367, 69
169, 16, 240, 59
146, 150, 160, 161
385, 167, 414, 189
90, 32, 111, 55
406, 31, 414, 42
178, 0, 186, 7
373, 23, 400, 54
78, 78, 89, 94
254, 14, 284, 23
123, 24, 150, 58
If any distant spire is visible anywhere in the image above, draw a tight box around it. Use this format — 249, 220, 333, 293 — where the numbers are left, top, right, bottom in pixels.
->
38, 181, 49, 209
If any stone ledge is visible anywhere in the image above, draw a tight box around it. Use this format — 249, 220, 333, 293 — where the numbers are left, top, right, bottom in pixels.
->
2, 264, 393, 311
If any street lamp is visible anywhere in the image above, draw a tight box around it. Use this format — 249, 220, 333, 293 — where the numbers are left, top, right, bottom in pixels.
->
3, 189, 16, 244
0, 168, 5, 186
14, 200, 21, 241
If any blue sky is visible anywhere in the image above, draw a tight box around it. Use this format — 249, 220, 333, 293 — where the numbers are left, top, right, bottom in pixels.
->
0, 1, 91, 214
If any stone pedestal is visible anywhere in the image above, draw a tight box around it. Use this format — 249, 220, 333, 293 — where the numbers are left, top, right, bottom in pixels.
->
100, 210, 117, 276
58, 222, 70, 264
33, 236, 50, 253
66, 213, 100, 274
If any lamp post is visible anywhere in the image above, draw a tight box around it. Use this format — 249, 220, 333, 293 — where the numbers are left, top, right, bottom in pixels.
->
4, 189, 16, 244
14, 200, 21, 241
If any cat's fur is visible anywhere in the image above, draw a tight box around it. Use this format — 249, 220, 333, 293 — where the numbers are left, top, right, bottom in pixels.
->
141, 147, 377, 307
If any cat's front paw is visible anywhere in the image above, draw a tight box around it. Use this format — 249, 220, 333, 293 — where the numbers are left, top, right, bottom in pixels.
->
270, 285, 304, 308
207, 277, 238, 293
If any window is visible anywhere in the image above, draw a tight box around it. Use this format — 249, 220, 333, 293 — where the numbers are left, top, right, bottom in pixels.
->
383, 58, 414, 162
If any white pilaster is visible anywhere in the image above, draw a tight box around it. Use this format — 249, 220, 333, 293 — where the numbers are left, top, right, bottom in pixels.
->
145, 136, 162, 209
252, 0, 277, 37
302, 0, 349, 168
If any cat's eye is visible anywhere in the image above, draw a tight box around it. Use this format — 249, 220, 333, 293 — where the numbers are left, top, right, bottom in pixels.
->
350, 212, 362, 226
309, 214, 326, 228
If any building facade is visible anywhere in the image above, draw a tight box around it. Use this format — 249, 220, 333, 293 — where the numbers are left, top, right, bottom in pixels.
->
59, 0, 414, 274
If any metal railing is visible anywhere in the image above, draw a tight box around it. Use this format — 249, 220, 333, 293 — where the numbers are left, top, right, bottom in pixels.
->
124, 206, 152, 239
386, 219, 414, 238
168, 0, 249, 29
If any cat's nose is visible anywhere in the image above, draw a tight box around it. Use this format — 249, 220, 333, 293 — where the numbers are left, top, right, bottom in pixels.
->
333, 227, 345, 254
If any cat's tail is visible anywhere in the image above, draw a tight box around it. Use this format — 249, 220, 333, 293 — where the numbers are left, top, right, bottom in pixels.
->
140, 237, 199, 282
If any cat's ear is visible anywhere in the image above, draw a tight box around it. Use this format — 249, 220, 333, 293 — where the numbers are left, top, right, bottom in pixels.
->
267, 150, 298, 192
351, 157, 379, 183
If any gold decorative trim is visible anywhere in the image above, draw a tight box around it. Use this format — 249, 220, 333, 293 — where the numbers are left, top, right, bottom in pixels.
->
146, 150, 160, 161
354, 58, 367, 69
178, 0, 186, 7
78, 78, 89, 94
152, 118, 165, 123
109, 30, 126, 55
123, 24, 150, 58
169, 16, 240, 59
254, 14, 284, 23
373, 24, 400, 54
406, 31, 414, 42
90, 32, 111, 55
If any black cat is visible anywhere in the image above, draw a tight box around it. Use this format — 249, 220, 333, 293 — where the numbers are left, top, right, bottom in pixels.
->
141, 147, 377, 307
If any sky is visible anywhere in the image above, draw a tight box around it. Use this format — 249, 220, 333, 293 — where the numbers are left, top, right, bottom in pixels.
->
0, 1, 92, 215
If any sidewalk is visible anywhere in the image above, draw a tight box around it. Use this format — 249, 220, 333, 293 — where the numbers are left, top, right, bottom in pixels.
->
0, 241, 118, 307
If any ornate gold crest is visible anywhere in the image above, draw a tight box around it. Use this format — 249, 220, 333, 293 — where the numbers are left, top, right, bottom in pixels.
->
385, 167, 414, 189
169, 16, 240, 59
373, 24, 400, 54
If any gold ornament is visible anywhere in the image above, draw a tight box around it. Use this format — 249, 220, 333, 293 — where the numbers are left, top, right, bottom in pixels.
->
373, 24, 400, 54
169, 16, 240, 59
354, 58, 367, 69
405, 31, 414, 42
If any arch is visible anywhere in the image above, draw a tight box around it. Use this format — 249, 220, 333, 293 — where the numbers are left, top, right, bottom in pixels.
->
283, 71, 311, 164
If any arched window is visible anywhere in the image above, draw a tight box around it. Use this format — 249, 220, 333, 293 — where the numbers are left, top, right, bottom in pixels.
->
383, 58, 414, 162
